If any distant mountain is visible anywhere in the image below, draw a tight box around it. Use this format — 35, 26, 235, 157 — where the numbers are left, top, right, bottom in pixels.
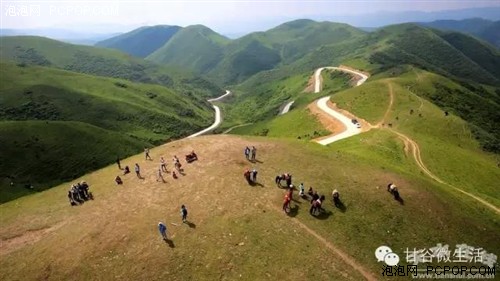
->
0, 36, 223, 98
147, 20, 365, 85
0, 28, 120, 45
95, 25, 181, 57
417, 18, 500, 48
146, 25, 230, 74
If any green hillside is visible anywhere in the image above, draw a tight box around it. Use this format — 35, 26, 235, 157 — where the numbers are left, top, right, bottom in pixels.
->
0, 121, 147, 203
147, 20, 364, 85
146, 25, 230, 73
418, 18, 500, 48
0, 36, 223, 98
95, 25, 181, 58
0, 63, 214, 201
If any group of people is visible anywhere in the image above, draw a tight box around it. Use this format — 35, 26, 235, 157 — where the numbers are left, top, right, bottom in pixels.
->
114, 149, 198, 185
244, 146, 257, 161
67, 181, 92, 206
275, 173, 292, 188
158, 205, 189, 240
243, 168, 258, 184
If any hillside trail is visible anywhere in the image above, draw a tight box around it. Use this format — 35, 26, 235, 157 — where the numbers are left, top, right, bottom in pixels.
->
310, 68, 499, 214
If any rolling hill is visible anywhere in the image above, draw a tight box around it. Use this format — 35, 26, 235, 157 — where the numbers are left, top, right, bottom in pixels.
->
418, 18, 500, 48
146, 20, 365, 85
0, 36, 223, 98
146, 25, 230, 74
95, 25, 181, 58
0, 62, 214, 202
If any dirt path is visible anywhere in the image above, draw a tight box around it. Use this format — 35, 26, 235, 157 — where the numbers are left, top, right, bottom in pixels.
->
0, 221, 66, 256
269, 205, 377, 281
376, 83, 394, 127
222, 123, 254, 134
391, 129, 500, 214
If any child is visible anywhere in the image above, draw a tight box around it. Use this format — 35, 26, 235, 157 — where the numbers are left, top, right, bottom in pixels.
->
181, 205, 188, 223
299, 183, 305, 197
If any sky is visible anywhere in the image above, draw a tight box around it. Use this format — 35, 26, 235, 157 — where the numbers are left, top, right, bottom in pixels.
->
1, 0, 500, 35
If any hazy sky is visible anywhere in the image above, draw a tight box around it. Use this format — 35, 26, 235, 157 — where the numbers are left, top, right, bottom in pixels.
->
2, 0, 500, 34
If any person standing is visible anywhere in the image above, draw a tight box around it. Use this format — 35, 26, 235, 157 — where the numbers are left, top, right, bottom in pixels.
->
181, 205, 188, 223
157, 168, 165, 183
299, 183, 305, 197
251, 168, 258, 183
244, 147, 250, 160
135, 163, 141, 178
160, 157, 167, 172
158, 222, 167, 240
145, 148, 152, 160
251, 146, 257, 161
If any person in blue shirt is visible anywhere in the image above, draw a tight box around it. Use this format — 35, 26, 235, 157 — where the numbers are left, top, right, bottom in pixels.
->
158, 222, 167, 240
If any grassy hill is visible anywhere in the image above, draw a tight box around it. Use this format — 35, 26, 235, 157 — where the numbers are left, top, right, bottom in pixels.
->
0, 134, 498, 280
0, 63, 214, 202
146, 20, 364, 85
418, 18, 500, 48
0, 36, 223, 98
146, 25, 230, 74
95, 25, 181, 58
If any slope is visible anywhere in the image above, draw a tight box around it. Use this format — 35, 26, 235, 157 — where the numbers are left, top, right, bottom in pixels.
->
146, 25, 230, 73
0, 135, 498, 281
417, 18, 500, 48
0, 36, 223, 98
95, 25, 181, 58
0, 63, 214, 202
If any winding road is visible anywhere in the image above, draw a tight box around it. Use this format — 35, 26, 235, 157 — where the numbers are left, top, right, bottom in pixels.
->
186, 90, 231, 138
313, 66, 369, 145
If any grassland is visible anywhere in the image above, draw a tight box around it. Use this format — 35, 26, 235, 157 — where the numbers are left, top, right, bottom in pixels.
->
0, 135, 498, 281
0, 63, 214, 202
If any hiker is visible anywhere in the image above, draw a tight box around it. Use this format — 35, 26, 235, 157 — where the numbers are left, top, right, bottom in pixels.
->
244, 169, 251, 184
135, 163, 141, 178
250, 146, 257, 161
283, 192, 291, 213
285, 173, 292, 187
181, 205, 188, 223
332, 189, 340, 206
251, 169, 258, 183
115, 176, 123, 185
310, 191, 319, 204
68, 190, 76, 206
116, 157, 121, 170
145, 147, 152, 160
244, 147, 250, 160
173, 156, 182, 171
299, 183, 305, 197
123, 165, 130, 175
160, 157, 167, 172
310, 195, 325, 216
157, 168, 165, 183
387, 183, 400, 200
275, 174, 282, 187
158, 222, 167, 240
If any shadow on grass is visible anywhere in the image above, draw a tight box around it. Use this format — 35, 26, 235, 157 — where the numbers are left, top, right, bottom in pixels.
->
185, 221, 196, 229
334, 200, 347, 213
250, 181, 264, 187
249, 159, 263, 164
287, 205, 299, 217
396, 196, 404, 205
164, 238, 175, 248
312, 209, 333, 220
